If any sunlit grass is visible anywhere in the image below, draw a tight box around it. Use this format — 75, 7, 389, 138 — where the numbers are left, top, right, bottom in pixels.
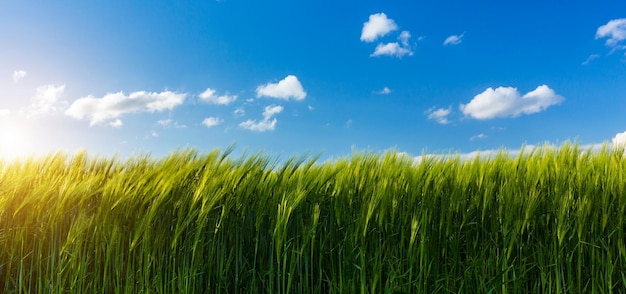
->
1, 142, 625, 293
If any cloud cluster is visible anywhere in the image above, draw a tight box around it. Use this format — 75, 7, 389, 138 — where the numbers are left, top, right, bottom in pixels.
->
256, 75, 306, 100
199, 88, 237, 105
239, 105, 283, 132
361, 13, 413, 58
65, 90, 186, 126
460, 85, 564, 119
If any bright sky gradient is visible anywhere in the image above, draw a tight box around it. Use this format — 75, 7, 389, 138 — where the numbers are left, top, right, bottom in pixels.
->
1, 1, 626, 160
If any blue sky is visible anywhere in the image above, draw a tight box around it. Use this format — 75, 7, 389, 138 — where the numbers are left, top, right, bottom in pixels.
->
1, 0, 626, 160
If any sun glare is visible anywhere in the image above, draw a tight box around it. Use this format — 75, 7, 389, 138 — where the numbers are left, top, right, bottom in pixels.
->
0, 124, 32, 161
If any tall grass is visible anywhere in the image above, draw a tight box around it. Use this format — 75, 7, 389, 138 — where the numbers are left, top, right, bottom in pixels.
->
1, 142, 625, 293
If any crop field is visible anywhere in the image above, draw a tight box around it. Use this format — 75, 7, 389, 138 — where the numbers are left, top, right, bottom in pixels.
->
1, 143, 626, 293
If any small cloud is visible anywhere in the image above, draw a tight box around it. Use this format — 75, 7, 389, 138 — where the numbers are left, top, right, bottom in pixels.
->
460, 85, 564, 120
375, 87, 391, 95
12, 70, 27, 83
198, 88, 237, 105
256, 75, 306, 100
398, 30, 411, 47
444, 32, 465, 46
596, 18, 626, 48
613, 130, 626, 147
361, 13, 398, 42
470, 133, 488, 141
234, 107, 245, 116
371, 42, 413, 58
307, 105, 314, 111
582, 54, 600, 65
65, 90, 186, 126
239, 105, 283, 132
109, 119, 123, 128
157, 119, 186, 128
149, 130, 159, 138
246, 98, 254, 103
202, 117, 223, 128
426, 107, 452, 124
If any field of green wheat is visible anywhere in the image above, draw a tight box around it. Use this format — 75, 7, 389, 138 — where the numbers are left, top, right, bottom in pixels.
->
1, 143, 625, 293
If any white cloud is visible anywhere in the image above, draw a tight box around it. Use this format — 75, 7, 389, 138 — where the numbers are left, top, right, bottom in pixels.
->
109, 119, 123, 128
13, 70, 27, 83
239, 105, 283, 132
65, 90, 186, 126
582, 54, 600, 65
234, 107, 245, 116
149, 130, 159, 138
444, 33, 465, 46
613, 130, 626, 147
157, 119, 186, 128
202, 117, 223, 128
25, 84, 67, 118
426, 107, 452, 124
361, 13, 398, 42
371, 42, 413, 58
398, 30, 411, 47
375, 87, 391, 94
470, 133, 488, 141
460, 85, 564, 120
198, 88, 237, 105
307, 105, 314, 111
256, 75, 306, 100
596, 18, 626, 47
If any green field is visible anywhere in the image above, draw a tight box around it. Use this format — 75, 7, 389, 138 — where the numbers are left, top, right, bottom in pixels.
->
1, 143, 626, 293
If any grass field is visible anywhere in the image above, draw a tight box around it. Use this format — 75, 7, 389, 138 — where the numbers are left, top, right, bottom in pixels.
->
1, 143, 626, 293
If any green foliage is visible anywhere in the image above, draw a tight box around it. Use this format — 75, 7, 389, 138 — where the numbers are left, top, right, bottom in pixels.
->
1, 142, 626, 293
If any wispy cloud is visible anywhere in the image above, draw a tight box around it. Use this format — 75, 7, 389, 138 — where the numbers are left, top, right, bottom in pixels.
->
109, 119, 123, 128
426, 107, 451, 124
65, 90, 186, 126
582, 54, 600, 65
12, 70, 27, 83
239, 105, 283, 132
470, 133, 488, 141
198, 88, 237, 105
460, 85, 564, 120
375, 87, 391, 95
202, 117, 223, 128
443, 32, 465, 46
256, 75, 306, 100
157, 119, 187, 128
361, 13, 398, 42
24, 84, 67, 118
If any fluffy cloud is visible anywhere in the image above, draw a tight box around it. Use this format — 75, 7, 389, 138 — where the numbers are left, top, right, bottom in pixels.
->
398, 31, 411, 47
470, 133, 488, 141
198, 88, 237, 105
239, 105, 283, 132
596, 18, 626, 47
65, 90, 186, 126
371, 42, 413, 58
444, 33, 465, 46
202, 117, 223, 128
460, 85, 564, 120
613, 130, 626, 147
13, 70, 27, 83
426, 107, 451, 124
361, 13, 398, 42
256, 75, 306, 100
25, 84, 67, 118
